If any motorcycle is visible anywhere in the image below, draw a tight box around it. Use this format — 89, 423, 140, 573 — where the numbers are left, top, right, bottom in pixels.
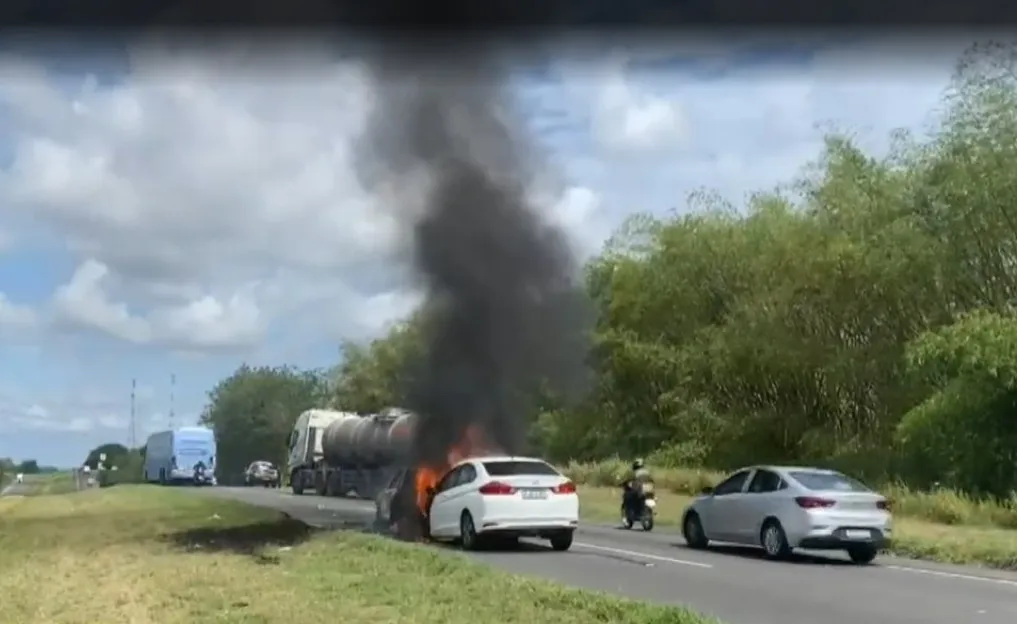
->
621, 482, 656, 531
193, 464, 211, 487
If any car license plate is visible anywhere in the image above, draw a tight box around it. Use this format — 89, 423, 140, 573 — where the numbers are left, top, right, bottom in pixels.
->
845, 529, 871, 539
522, 489, 548, 500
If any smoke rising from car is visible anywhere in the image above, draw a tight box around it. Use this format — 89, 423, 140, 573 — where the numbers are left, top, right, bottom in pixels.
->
355, 44, 592, 470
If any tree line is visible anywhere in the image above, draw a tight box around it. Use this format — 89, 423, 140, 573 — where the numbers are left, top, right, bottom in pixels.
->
0, 458, 55, 479
195, 42, 1017, 499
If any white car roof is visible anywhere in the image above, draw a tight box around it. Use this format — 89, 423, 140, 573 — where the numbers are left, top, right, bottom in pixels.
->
453, 455, 553, 468
732, 465, 844, 475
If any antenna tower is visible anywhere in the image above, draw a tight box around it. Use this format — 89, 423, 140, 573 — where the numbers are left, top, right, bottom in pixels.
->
130, 378, 137, 448
169, 373, 176, 429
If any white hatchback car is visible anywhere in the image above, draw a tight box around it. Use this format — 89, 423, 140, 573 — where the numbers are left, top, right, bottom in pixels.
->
426, 456, 580, 551
681, 466, 892, 564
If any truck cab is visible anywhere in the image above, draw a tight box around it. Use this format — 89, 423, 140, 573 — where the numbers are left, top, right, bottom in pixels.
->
287, 409, 348, 494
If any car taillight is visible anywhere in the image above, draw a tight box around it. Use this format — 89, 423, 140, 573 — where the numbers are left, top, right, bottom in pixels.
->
478, 481, 517, 495
552, 481, 576, 494
795, 496, 835, 509
876, 499, 890, 511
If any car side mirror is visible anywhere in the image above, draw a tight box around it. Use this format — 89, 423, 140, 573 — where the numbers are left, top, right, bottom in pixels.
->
700, 486, 714, 495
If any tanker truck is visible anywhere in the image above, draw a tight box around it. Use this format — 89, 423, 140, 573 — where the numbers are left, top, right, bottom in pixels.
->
286, 407, 415, 500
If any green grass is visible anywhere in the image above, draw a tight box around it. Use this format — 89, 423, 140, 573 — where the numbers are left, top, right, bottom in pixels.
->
0, 485, 719, 624
26, 471, 79, 495
565, 459, 1017, 570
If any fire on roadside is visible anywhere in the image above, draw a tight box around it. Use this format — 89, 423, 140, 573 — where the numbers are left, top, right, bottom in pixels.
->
414, 423, 498, 516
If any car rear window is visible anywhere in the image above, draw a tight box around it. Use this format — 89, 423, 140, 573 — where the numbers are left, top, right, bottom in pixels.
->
789, 471, 870, 492
482, 461, 560, 477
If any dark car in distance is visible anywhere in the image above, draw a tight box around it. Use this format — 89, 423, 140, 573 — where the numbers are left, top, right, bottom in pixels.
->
244, 461, 281, 488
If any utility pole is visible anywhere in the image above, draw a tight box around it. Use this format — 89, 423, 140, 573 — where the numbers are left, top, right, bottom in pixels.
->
130, 378, 136, 448
169, 373, 176, 429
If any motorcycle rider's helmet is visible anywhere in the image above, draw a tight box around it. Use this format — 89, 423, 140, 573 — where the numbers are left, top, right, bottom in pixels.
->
632, 458, 645, 471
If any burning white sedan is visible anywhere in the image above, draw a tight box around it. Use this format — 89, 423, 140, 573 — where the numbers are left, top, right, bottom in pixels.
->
422, 455, 579, 551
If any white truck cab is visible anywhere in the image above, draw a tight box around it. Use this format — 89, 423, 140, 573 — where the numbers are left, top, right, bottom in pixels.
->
287, 409, 349, 494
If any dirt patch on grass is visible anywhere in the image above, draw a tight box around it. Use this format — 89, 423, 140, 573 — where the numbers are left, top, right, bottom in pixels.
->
164, 515, 317, 563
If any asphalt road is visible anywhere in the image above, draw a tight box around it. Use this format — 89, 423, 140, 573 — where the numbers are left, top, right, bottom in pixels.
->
0, 480, 33, 496
202, 486, 1017, 624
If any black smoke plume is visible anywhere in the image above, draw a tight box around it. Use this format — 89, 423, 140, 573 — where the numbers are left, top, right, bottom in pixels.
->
355, 43, 593, 470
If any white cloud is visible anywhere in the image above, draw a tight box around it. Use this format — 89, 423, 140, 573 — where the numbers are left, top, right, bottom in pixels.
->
0, 381, 172, 438
0, 292, 36, 331
51, 258, 266, 350
53, 259, 151, 344
591, 61, 685, 151
0, 38, 601, 352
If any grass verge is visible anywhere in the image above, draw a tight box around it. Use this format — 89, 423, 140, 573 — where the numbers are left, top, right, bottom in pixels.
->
576, 485, 1017, 571
0, 485, 720, 624
27, 471, 79, 495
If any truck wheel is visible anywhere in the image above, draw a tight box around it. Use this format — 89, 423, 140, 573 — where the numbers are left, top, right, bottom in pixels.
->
291, 476, 304, 495
314, 472, 327, 496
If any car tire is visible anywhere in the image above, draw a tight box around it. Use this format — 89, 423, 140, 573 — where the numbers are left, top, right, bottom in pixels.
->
682, 512, 709, 549
460, 511, 480, 551
549, 530, 574, 552
847, 544, 878, 564
760, 519, 792, 560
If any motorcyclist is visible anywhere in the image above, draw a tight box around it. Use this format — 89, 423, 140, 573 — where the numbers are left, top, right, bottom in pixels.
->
193, 460, 207, 483
622, 459, 653, 517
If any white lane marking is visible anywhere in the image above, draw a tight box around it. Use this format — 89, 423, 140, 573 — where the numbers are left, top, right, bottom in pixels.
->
574, 542, 713, 568
885, 564, 1017, 588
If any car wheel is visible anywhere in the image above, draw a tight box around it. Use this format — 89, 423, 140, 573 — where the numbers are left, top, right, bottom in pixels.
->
459, 511, 480, 551
549, 530, 574, 552
760, 519, 792, 560
682, 512, 709, 549
847, 544, 878, 564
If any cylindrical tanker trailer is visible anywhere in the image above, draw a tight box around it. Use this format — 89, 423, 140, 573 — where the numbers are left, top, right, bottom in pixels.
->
321, 408, 416, 467
287, 407, 416, 500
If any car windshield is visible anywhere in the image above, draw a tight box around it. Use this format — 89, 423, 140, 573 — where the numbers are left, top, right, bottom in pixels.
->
482, 460, 560, 477
789, 470, 870, 493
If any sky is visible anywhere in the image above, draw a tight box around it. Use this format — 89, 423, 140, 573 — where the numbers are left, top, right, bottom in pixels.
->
0, 31, 975, 467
